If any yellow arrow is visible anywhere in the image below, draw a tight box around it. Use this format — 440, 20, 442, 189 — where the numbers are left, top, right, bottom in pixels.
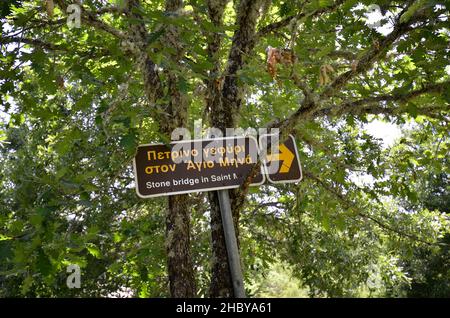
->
266, 143, 294, 173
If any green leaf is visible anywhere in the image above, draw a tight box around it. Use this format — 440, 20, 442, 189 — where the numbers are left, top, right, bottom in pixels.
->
400, 0, 429, 24
9, 220, 24, 236
55, 167, 69, 180
37, 249, 52, 276
30, 213, 44, 228
321, 214, 331, 232
21, 275, 33, 295
85, 243, 102, 259
406, 102, 418, 118
147, 29, 165, 45
177, 77, 189, 93
74, 94, 93, 111
120, 131, 138, 155
113, 232, 122, 243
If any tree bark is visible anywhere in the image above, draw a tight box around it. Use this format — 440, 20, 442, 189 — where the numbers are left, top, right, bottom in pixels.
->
161, 0, 197, 297
161, 70, 196, 298
207, 191, 233, 297
166, 194, 197, 297
207, 0, 265, 297
125, 0, 197, 297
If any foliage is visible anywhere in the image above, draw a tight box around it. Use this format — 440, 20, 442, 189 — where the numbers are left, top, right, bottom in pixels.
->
249, 262, 309, 298
0, 0, 449, 297
390, 125, 450, 297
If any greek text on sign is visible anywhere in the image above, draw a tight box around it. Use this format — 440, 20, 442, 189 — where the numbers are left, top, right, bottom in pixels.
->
133, 136, 265, 198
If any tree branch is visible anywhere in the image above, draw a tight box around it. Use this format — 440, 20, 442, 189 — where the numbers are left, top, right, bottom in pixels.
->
210, 0, 266, 129
82, 11, 125, 39
270, 3, 437, 145
0, 35, 112, 59
316, 81, 450, 118
122, 0, 164, 106
4, 18, 67, 38
93, 5, 126, 15
229, 0, 345, 209
303, 170, 440, 247
306, 48, 357, 61
320, 9, 430, 100
221, 0, 265, 101
54, 0, 125, 39
203, 0, 230, 118
0, 35, 66, 51
344, 81, 450, 106
256, 0, 345, 38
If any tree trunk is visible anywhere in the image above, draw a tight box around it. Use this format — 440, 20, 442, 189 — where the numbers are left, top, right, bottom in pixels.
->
206, 0, 265, 297
161, 71, 197, 297
127, 0, 197, 298
166, 194, 197, 297
207, 75, 236, 297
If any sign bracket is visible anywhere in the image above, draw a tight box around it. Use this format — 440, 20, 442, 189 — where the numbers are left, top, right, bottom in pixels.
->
217, 189, 246, 298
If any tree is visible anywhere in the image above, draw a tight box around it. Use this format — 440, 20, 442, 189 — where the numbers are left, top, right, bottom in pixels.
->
0, 0, 449, 297
388, 125, 450, 297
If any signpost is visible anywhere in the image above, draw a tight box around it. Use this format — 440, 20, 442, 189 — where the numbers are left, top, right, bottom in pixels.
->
259, 134, 302, 183
133, 134, 302, 298
133, 136, 265, 198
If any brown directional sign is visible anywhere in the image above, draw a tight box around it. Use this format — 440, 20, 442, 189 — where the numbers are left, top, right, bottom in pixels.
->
133, 136, 265, 198
259, 134, 302, 184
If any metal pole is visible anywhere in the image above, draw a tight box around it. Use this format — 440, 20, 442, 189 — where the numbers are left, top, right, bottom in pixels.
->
217, 189, 246, 298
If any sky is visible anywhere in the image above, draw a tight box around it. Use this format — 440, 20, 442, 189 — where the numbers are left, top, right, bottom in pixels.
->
364, 120, 402, 148
358, 5, 402, 148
